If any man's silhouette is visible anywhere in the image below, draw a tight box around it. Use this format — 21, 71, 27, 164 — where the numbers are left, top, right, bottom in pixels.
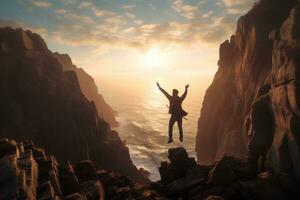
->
156, 82, 189, 143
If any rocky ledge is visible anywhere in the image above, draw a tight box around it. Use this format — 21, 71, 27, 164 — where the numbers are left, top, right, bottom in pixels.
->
154, 147, 300, 200
0, 138, 164, 200
2, 137, 300, 200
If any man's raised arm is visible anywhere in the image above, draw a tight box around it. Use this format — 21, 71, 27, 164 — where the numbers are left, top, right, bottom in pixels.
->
181, 84, 189, 100
156, 82, 171, 99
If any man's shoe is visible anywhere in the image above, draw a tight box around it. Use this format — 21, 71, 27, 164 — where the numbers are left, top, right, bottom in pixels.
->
179, 137, 183, 142
167, 138, 173, 143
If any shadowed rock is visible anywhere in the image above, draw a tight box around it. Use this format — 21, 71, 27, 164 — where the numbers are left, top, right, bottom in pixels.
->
53, 53, 118, 127
0, 27, 147, 184
0, 138, 164, 200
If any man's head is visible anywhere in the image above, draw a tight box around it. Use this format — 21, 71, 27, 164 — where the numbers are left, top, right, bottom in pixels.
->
172, 89, 179, 96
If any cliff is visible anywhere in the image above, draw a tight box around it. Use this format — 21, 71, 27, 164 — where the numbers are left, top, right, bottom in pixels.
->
53, 53, 118, 127
196, 0, 300, 181
0, 27, 147, 184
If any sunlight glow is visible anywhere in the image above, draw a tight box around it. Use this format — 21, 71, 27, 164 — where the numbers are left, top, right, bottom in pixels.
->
141, 48, 165, 69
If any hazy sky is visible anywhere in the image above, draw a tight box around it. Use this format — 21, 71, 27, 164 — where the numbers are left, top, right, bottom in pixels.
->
0, 0, 256, 75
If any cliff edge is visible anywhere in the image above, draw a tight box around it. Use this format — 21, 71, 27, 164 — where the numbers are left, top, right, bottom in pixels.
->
53, 53, 118, 127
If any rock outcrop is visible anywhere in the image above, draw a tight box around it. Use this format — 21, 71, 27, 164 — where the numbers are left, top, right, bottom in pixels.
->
53, 53, 118, 127
196, 0, 300, 181
0, 27, 147, 184
2, 138, 300, 200
154, 147, 300, 200
0, 138, 163, 200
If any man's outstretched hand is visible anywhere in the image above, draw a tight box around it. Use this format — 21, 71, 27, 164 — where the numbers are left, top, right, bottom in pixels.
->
185, 84, 190, 89
156, 82, 161, 88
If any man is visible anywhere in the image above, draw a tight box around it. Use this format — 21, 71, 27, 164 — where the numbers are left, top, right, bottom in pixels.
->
156, 82, 189, 143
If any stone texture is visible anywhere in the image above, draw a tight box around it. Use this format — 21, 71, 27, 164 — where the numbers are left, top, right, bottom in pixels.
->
58, 161, 80, 197
74, 160, 98, 183
196, 0, 300, 184
0, 138, 164, 200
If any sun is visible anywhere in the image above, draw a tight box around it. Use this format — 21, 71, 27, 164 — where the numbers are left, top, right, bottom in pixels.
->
141, 48, 165, 69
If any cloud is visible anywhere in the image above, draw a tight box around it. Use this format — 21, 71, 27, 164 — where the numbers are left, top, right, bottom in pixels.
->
30, 0, 52, 8
5, 0, 254, 53
123, 4, 136, 9
54, 9, 67, 14
125, 12, 136, 19
222, 0, 252, 7
76, 1, 117, 18
78, 2, 93, 8
134, 20, 143, 25
65, 13, 94, 24
172, 0, 199, 19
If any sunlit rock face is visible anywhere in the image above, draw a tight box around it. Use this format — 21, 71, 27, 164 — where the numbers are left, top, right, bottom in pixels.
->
197, 0, 300, 179
0, 27, 147, 183
53, 52, 118, 127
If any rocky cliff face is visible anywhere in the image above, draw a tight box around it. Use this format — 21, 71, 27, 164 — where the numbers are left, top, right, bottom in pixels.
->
0, 27, 147, 184
53, 53, 118, 127
197, 0, 300, 181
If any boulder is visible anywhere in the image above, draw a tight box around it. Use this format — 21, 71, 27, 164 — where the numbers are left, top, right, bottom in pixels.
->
207, 156, 239, 187
159, 148, 198, 184
80, 180, 104, 200
74, 160, 97, 183
0, 139, 19, 159
58, 161, 80, 197
37, 181, 56, 200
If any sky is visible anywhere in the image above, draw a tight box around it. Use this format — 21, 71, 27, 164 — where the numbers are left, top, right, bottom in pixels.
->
0, 0, 256, 76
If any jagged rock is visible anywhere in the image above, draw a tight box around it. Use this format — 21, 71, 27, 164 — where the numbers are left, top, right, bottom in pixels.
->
0, 139, 19, 159
0, 154, 19, 200
74, 160, 97, 183
207, 156, 240, 187
23, 140, 35, 151
0, 28, 48, 52
32, 147, 46, 160
18, 150, 39, 198
138, 167, 151, 179
37, 181, 56, 200
64, 193, 87, 200
97, 170, 133, 189
0, 138, 167, 200
58, 161, 80, 197
0, 27, 148, 184
80, 180, 104, 200
268, 4, 300, 181
159, 147, 198, 184
53, 52, 118, 127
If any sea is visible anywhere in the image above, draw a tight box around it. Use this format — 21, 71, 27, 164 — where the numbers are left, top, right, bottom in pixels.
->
95, 72, 214, 181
